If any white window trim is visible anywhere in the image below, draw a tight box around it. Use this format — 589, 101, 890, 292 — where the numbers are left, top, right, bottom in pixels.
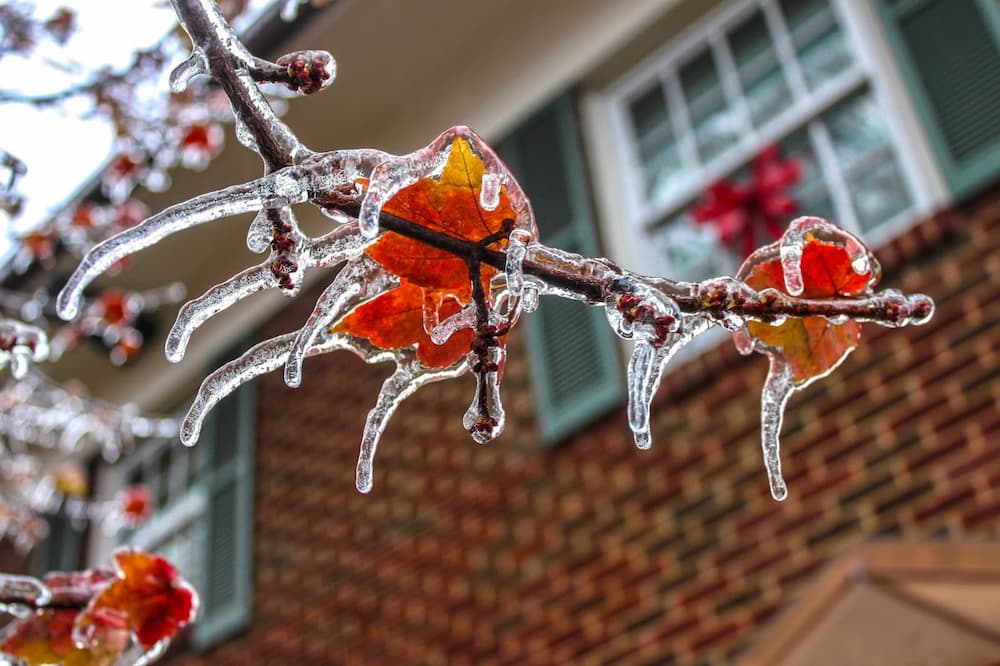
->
582, 0, 949, 282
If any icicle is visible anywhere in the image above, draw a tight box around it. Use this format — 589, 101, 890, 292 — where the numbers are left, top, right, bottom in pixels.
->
56, 179, 282, 320
431, 305, 477, 345
504, 229, 532, 300
284, 259, 394, 387
246, 210, 272, 253
421, 290, 443, 337
166, 265, 276, 362
182, 335, 296, 445
760, 357, 794, 501
0, 573, 51, 606
625, 315, 711, 450
479, 172, 502, 211
359, 152, 446, 239
357, 362, 466, 492
463, 345, 506, 444
169, 50, 208, 93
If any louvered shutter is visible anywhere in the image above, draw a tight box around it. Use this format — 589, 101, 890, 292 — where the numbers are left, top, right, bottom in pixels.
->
876, 0, 1000, 197
191, 376, 255, 650
499, 95, 623, 444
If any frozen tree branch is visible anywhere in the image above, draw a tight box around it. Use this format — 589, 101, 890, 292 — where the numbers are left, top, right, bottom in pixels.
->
54, 0, 935, 502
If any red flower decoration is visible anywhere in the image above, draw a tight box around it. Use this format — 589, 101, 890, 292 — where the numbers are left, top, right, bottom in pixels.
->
117, 486, 153, 526
75, 549, 198, 650
691, 144, 802, 258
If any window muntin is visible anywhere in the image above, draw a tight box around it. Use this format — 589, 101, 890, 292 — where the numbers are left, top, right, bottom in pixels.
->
613, 0, 917, 281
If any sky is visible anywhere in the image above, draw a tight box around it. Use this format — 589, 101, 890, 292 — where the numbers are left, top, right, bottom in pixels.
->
0, 0, 277, 261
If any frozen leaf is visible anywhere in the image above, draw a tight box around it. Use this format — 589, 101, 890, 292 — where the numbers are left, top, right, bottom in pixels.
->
740, 235, 877, 385
362, 136, 514, 291
339, 136, 523, 368
336, 281, 474, 368
75, 549, 197, 651
0, 609, 128, 666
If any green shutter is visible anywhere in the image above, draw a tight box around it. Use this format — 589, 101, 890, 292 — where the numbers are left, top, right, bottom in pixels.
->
33, 514, 82, 575
876, 0, 1000, 197
500, 95, 623, 444
191, 372, 255, 650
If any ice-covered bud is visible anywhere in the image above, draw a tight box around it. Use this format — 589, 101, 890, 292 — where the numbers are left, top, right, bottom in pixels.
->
276, 50, 336, 95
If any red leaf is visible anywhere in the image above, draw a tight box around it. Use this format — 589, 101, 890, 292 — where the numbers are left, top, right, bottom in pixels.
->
742, 237, 876, 384
338, 137, 513, 365
336, 281, 473, 368
76, 549, 198, 650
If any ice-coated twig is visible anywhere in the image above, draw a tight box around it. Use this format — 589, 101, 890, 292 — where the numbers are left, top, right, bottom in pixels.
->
166, 221, 370, 362
356, 361, 466, 493
284, 258, 395, 387
56, 176, 307, 319
0, 573, 52, 606
171, 0, 308, 170
759, 358, 794, 501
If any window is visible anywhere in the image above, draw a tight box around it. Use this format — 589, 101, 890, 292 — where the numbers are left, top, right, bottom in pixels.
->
600, 0, 927, 282
874, 0, 1000, 198
104, 378, 255, 650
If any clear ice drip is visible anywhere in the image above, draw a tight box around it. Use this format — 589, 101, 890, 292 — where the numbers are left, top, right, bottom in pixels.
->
625, 315, 711, 449
759, 358, 794, 501
431, 306, 477, 344
463, 345, 506, 445
357, 361, 466, 493
246, 210, 273, 253
182, 335, 300, 445
284, 259, 394, 387
0, 319, 49, 379
479, 172, 502, 211
168, 50, 208, 92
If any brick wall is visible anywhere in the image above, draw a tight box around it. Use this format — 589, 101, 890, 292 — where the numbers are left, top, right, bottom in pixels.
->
171, 188, 999, 665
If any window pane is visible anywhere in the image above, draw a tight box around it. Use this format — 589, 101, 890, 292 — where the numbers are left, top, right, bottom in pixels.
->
781, 0, 853, 89
628, 84, 684, 203
824, 93, 911, 231
680, 50, 740, 163
781, 129, 836, 223
654, 212, 737, 281
730, 11, 791, 127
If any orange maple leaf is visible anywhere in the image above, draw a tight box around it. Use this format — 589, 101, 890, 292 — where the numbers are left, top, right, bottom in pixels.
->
337, 137, 514, 367
743, 238, 876, 384
76, 549, 198, 650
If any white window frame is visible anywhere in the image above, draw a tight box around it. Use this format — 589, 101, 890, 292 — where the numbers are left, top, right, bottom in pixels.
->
582, 0, 948, 282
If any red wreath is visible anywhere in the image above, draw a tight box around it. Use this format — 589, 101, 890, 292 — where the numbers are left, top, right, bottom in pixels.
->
691, 144, 802, 258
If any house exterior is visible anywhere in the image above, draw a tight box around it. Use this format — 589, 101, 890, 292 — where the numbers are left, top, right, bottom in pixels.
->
30, 0, 999, 663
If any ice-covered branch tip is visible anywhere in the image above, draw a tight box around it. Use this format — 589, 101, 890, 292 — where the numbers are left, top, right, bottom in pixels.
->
54, 0, 933, 504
